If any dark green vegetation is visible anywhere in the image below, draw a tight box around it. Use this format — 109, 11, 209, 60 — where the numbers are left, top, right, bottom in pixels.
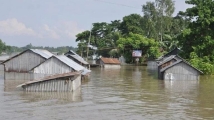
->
178, 0, 214, 74
0, 42, 76, 55
0, 39, 11, 54
76, 0, 214, 74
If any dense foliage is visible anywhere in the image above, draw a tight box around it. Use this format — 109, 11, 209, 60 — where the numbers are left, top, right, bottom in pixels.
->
178, 0, 214, 74
117, 33, 160, 63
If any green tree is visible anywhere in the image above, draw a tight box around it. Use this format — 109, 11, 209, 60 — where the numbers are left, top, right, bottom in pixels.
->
120, 14, 144, 35
117, 33, 160, 63
0, 39, 9, 54
142, 0, 181, 52
76, 21, 121, 58
178, 0, 214, 74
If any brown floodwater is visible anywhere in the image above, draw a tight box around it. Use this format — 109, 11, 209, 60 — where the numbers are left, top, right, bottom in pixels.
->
0, 66, 214, 120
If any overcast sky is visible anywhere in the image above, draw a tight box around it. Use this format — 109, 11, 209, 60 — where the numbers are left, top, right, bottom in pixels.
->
0, 0, 190, 47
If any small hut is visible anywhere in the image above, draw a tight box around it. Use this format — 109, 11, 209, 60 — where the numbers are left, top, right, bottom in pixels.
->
96, 57, 120, 68
158, 55, 203, 80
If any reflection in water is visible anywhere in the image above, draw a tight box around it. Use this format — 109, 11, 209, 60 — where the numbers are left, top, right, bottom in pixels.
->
18, 88, 82, 103
0, 66, 214, 120
164, 80, 199, 93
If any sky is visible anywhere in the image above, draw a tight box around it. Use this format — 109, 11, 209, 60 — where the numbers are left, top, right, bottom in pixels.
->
0, 0, 190, 48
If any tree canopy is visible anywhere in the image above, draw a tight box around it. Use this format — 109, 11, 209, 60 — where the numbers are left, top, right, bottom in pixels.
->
178, 0, 214, 74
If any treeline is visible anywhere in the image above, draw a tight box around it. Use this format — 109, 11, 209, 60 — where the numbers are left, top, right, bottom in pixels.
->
75, 0, 214, 74
76, 0, 186, 62
0, 42, 76, 55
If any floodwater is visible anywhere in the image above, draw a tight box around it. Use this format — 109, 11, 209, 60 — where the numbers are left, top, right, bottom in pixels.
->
0, 66, 214, 120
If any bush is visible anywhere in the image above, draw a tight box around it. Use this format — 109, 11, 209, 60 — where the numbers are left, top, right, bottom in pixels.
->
189, 52, 214, 74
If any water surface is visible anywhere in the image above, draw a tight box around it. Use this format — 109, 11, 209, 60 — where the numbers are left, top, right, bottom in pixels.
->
0, 66, 214, 120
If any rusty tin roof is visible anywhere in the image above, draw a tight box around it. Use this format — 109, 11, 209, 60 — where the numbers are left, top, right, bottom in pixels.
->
100, 57, 120, 64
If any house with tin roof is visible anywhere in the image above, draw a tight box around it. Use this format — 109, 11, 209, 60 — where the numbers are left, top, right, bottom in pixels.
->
2, 49, 53, 80
96, 57, 121, 68
64, 50, 89, 67
158, 55, 203, 80
30, 55, 91, 79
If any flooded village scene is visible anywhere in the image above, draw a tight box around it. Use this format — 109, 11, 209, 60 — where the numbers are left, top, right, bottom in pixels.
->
1, 0, 214, 120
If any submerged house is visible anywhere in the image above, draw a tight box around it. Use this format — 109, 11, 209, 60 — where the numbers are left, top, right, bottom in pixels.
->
18, 71, 82, 92
96, 57, 121, 68
30, 55, 90, 79
158, 55, 203, 80
20, 55, 90, 91
64, 50, 89, 68
2, 49, 53, 80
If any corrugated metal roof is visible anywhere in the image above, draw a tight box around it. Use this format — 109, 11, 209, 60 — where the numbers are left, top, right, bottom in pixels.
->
67, 55, 89, 65
157, 55, 177, 66
17, 71, 81, 88
100, 57, 120, 64
55, 55, 85, 71
30, 49, 53, 59
156, 47, 181, 61
65, 50, 89, 65
2, 49, 53, 63
159, 55, 203, 74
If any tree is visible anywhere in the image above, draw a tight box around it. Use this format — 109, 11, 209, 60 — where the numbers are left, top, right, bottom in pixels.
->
0, 39, 9, 54
142, 2, 159, 40
120, 14, 144, 35
141, 0, 181, 53
117, 33, 160, 63
76, 21, 121, 58
142, 0, 175, 42
178, 0, 214, 74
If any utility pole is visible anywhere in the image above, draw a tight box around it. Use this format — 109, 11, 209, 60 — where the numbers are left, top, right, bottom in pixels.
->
86, 26, 92, 62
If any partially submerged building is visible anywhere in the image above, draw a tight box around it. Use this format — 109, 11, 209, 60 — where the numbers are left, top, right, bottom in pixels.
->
18, 72, 81, 92
2, 49, 53, 80
30, 55, 90, 79
147, 47, 203, 80
64, 50, 89, 67
96, 57, 121, 68
157, 55, 203, 80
